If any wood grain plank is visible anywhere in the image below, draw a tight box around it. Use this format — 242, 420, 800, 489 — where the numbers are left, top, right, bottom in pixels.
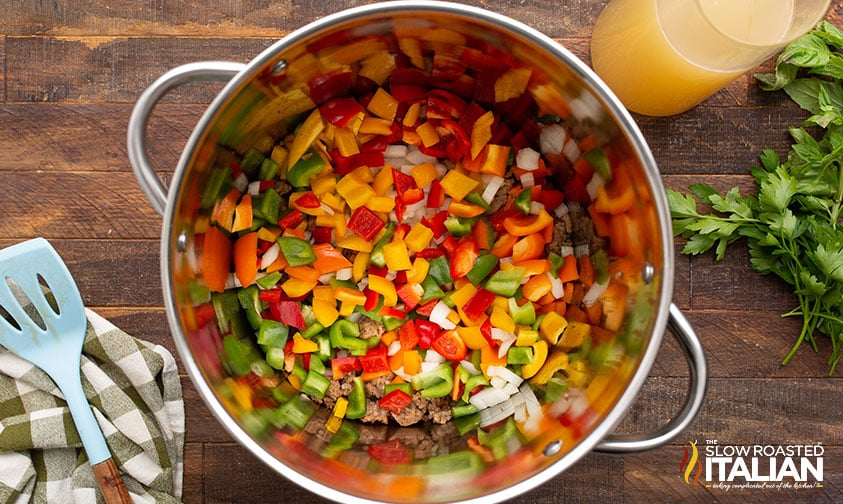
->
0, 104, 203, 173
0, 172, 162, 239
5, 36, 272, 103
181, 442, 204, 504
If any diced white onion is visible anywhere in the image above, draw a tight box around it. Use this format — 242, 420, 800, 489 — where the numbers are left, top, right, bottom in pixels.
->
478, 399, 516, 427
260, 243, 281, 270
574, 244, 590, 258
319, 203, 335, 215
559, 245, 575, 258
481, 175, 505, 204
388, 340, 402, 356
529, 201, 544, 215
429, 301, 457, 330
318, 273, 334, 284
233, 172, 249, 193
516, 147, 540, 170
425, 349, 445, 363
487, 364, 524, 387
334, 267, 352, 281
554, 202, 569, 218
406, 146, 436, 165
519, 382, 543, 417
459, 360, 481, 375
583, 279, 609, 307
225, 272, 240, 290
490, 376, 507, 389
470, 387, 510, 410
549, 272, 565, 299
563, 139, 581, 163
384, 144, 408, 158
586, 172, 606, 200
519, 172, 535, 188
539, 123, 567, 154
421, 361, 441, 373
247, 180, 261, 196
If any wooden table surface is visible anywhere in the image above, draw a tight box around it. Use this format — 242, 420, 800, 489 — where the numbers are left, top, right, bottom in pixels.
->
2, 1, 842, 503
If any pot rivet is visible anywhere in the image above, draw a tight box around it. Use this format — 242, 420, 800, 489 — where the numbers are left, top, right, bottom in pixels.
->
177, 231, 188, 253
271, 59, 288, 75
642, 262, 655, 284
542, 440, 562, 457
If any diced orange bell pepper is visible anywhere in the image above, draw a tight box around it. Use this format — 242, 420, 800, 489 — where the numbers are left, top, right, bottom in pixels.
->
470, 110, 494, 159
334, 287, 367, 306
211, 188, 240, 231
404, 223, 434, 252
367, 87, 399, 121
490, 232, 518, 258
462, 144, 509, 177
312, 243, 353, 274
203, 226, 232, 293
313, 297, 339, 327
233, 231, 258, 287
495, 67, 532, 103
406, 257, 429, 284
448, 200, 486, 218
287, 108, 325, 169
503, 208, 553, 236
368, 274, 398, 306
558, 254, 579, 283
522, 273, 553, 302
232, 193, 254, 232
439, 170, 479, 201
292, 333, 319, 353
285, 265, 321, 283
416, 121, 440, 148
372, 164, 394, 196
281, 277, 318, 298
383, 241, 413, 270
511, 233, 545, 262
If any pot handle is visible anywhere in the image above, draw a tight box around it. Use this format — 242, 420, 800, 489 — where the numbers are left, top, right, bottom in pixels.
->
594, 303, 707, 453
127, 61, 247, 216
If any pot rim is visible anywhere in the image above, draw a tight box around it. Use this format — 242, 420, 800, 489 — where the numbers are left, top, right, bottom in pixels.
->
158, 2, 674, 502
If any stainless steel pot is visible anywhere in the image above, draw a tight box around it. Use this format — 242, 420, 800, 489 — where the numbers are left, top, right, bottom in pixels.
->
128, 2, 707, 502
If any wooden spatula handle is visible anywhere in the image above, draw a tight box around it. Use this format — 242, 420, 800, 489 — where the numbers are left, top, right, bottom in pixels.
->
92, 458, 133, 504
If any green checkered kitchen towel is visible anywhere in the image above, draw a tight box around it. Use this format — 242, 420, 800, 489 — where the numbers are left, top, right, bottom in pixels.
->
0, 308, 184, 503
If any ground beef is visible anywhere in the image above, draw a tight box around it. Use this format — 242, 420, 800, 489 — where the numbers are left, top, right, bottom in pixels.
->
274, 179, 292, 197
364, 375, 392, 399
319, 374, 354, 409
488, 176, 514, 213
361, 399, 390, 424
390, 393, 427, 426
426, 397, 453, 425
546, 204, 607, 256
358, 316, 386, 340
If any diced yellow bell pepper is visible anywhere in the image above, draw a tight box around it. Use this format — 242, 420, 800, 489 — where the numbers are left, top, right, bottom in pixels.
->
336, 173, 375, 209
368, 274, 398, 306
416, 121, 440, 148
320, 192, 345, 212
257, 226, 282, 243
440, 169, 479, 201
404, 222, 434, 252
449, 282, 478, 309
403, 349, 422, 375
490, 306, 515, 333
359, 50, 396, 85
292, 332, 319, 353
398, 37, 424, 69
366, 196, 396, 213
515, 328, 539, 346
281, 278, 318, 298
446, 309, 461, 326
410, 162, 439, 189
334, 126, 360, 157
223, 377, 254, 412
494, 67, 533, 103
352, 252, 370, 281
539, 311, 568, 346
312, 285, 335, 303
566, 359, 591, 388
334, 213, 347, 238
287, 108, 325, 169
271, 145, 289, 171
402, 103, 420, 129
309, 173, 336, 197
359, 116, 394, 136
470, 110, 494, 159
367, 87, 399, 121
337, 235, 373, 253
372, 164, 394, 195
559, 321, 591, 350
383, 241, 412, 271
351, 165, 374, 183
457, 326, 487, 350
313, 297, 339, 327
529, 350, 569, 385
315, 214, 335, 228
334, 287, 367, 306
406, 257, 429, 284
520, 340, 549, 380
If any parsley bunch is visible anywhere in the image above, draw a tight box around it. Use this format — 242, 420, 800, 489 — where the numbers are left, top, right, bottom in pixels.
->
667, 21, 843, 375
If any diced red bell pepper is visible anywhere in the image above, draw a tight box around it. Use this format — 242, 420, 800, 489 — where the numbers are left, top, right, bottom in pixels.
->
391, 167, 424, 205
259, 288, 282, 303
368, 439, 412, 465
268, 300, 306, 330
458, 101, 490, 135
330, 149, 386, 175
415, 247, 445, 259
414, 319, 441, 350
193, 302, 216, 327
319, 97, 364, 127
396, 283, 423, 311
480, 317, 497, 349
415, 299, 439, 318
347, 206, 386, 242
308, 70, 353, 104
363, 287, 380, 311
421, 210, 448, 238
294, 191, 321, 209
461, 288, 496, 321
440, 235, 459, 256
564, 174, 592, 204
450, 239, 479, 280
359, 344, 390, 374
426, 90, 467, 120
432, 330, 468, 361
378, 306, 407, 320
431, 53, 468, 82
427, 179, 445, 209
360, 136, 387, 153
488, 207, 521, 233
398, 320, 419, 350
394, 198, 407, 223
368, 265, 388, 277
539, 189, 565, 212
378, 389, 413, 414
434, 73, 477, 100
277, 209, 303, 230
331, 356, 361, 379
311, 226, 333, 244
390, 67, 430, 86
438, 119, 471, 163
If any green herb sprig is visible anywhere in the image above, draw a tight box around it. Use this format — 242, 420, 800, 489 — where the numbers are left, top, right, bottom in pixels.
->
667, 21, 843, 375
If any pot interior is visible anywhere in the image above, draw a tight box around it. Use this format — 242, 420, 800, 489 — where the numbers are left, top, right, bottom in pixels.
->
163, 3, 670, 502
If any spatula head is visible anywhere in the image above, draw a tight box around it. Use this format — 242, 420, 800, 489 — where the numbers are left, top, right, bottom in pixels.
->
0, 238, 87, 372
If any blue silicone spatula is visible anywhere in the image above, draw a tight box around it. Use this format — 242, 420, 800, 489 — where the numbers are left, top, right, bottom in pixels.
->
0, 238, 132, 503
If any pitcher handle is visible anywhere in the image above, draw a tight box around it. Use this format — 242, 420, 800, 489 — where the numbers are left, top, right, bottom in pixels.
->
595, 303, 708, 453
127, 61, 246, 215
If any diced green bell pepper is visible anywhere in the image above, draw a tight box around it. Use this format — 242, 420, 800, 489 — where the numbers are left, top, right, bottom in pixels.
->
345, 376, 367, 420
411, 363, 453, 399
286, 148, 326, 188
259, 157, 279, 181
329, 319, 368, 353
256, 271, 283, 290
514, 187, 532, 215
254, 188, 283, 224
222, 334, 251, 376
237, 285, 263, 329
368, 222, 395, 268
200, 166, 233, 210
426, 255, 453, 285
485, 267, 526, 297
277, 236, 316, 267
240, 147, 266, 177
301, 368, 331, 399
257, 319, 289, 347
466, 253, 498, 285
508, 298, 536, 325
507, 346, 534, 365
276, 394, 316, 431
444, 215, 474, 236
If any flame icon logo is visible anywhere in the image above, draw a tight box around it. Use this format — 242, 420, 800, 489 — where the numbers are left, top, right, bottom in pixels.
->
679, 440, 703, 486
